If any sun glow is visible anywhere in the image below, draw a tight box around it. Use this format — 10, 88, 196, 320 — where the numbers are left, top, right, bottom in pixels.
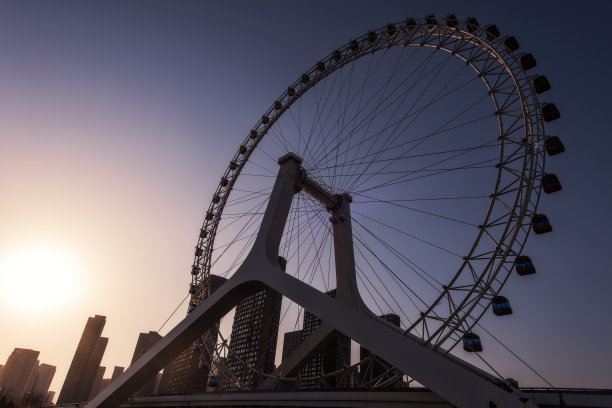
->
0, 242, 86, 316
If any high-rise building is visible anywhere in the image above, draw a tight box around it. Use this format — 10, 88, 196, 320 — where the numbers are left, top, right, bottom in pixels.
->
131, 331, 163, 396
0, 348, 39, 401
227, 275, 283, 389
96, 378, 111, 395
31, 363, 56, 400
110, 366, 124, 382
299, 289, 351, 389
359, 313, 402, 388
88, 366, 105, 399
57, 315, 108, 404
164, 275, 227, 394
46, 391, 55, 405
281, 330, 303, 362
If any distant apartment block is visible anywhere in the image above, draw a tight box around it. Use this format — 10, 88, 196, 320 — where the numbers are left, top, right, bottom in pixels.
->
131, 331, 162, 396
227, 260, 283, 389
0, 348, 39, 401
299, 289, 350, 389
162, 275, 227, 394
57, 315, 108, 404
281, 330, 303, 362
31, 363, 56, 399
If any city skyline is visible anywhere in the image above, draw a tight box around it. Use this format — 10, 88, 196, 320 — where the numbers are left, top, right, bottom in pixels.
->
1, 1, 611, 401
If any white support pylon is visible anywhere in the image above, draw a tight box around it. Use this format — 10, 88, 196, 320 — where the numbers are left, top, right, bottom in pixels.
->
86, 153, 538, 408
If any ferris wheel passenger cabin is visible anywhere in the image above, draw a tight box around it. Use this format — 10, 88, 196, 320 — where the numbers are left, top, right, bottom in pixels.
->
462, 332, 483, 352
532, 214, 553, 234
545, 136, 565, 156
492, 296, 513, 316
515, 256, 536, 276
542, 173, 562, 194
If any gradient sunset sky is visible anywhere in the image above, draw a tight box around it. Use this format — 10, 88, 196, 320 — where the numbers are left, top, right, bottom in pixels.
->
1, 0, 611, 399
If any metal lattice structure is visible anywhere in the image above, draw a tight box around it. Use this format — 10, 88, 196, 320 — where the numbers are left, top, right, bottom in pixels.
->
187, 15, 555, 388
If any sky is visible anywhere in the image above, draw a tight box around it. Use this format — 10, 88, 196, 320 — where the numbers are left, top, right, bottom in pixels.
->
1, 0, 611, 401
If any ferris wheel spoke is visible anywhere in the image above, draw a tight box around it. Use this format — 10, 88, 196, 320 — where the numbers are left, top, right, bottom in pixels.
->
341, 49, 461, 192
347, 108, 495, 193
319, 47, 454, 182
352, 238, 424, 329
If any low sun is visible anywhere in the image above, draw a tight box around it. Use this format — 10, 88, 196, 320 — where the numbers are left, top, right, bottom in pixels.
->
0, 242, 85, 316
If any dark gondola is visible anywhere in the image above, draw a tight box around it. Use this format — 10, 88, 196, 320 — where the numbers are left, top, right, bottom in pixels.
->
544, 136, 565, 156
466, 17, 479, 33
542, 173, 562, 194
485, 25, 500, 40
462, 332, 483, 352
504, 36, 520, 52
533, 75, 551, 94
426, 14, 437, 28
492, 296, 513, 316
445, 14, 458, 27
515, 255, 535, 276
532, 214, 553, 234
520, 53, 537, 70
542, 103, 560, 122
405, 18, 416, 31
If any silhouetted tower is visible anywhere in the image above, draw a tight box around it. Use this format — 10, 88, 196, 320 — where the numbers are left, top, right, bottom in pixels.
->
227, 258, 284, 389
110, 366, 124, 382
131, 331, 162, 396
0, 348, 39, 401
299, 289, 351, 389
31, 363, 56, 399
57, 315, 108, 404
88, 366, 105, 399
163, 275, 227, 394
281, 330, 303, 362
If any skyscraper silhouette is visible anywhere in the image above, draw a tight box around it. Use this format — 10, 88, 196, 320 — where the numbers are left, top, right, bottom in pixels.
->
0, 348, 39, 401
226, 258, 284, 389
299, 289, 350, 389
57, 315, 108, 404
162, 275, 227, 394
130, 331, 162, 396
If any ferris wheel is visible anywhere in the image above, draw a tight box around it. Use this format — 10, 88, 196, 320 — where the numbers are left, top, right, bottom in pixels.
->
187, 14, 564, 390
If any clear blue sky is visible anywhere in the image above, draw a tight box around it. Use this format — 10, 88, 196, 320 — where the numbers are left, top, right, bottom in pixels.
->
0, 0, 610, 397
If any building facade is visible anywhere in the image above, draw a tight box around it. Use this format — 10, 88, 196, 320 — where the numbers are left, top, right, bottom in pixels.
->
226, 258, 284, 389
0, 348, 39, 401
31, 363, 56, 400
131, 331, 162, 396
57, 315, 108, 404
281, 330, 303, 362
162, 275, 227, 394
299, 289, 351, 389
88, 366, 105, 399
